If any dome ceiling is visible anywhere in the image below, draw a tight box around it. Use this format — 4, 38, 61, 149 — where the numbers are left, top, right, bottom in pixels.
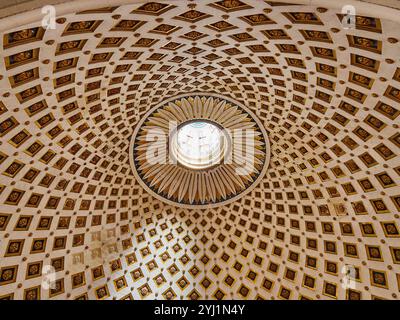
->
0, 0, 399, 300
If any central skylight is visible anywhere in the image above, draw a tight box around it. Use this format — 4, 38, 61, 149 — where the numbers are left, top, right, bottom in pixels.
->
173, 121, 225, 169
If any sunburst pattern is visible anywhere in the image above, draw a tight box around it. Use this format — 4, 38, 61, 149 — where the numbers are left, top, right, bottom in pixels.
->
130, 94, 270, 208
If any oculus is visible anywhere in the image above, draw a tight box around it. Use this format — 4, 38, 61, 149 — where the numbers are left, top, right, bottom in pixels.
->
170, 120, 229, 170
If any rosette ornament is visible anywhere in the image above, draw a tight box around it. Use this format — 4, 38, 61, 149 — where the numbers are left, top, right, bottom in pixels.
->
129, 93, 270, 208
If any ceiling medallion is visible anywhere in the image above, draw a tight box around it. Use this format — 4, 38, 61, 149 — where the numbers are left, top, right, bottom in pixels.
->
129, 93, 270, 208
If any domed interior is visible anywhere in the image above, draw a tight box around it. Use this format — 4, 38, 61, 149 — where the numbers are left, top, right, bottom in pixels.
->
0, 0, 399, 300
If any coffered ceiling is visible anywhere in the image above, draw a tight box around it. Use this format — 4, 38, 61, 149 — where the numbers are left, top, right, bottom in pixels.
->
0, 0, 399, 300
